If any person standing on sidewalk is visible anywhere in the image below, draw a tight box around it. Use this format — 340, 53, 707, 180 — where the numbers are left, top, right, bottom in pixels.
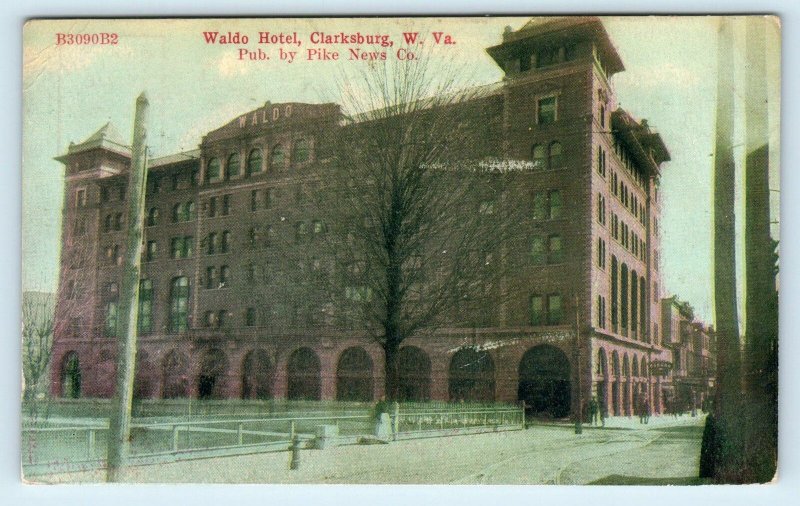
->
588, 396, 599, 426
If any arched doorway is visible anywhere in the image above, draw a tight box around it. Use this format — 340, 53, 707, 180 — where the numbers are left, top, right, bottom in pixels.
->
597, 348, 609, 416
397, 346, 431, 401
287, 348, 321, 400
611, 351, 621, 415
448, 348, 495, 402
336, 347, 374, 402
61, 352, 81, 398
198, 348, 228, 400
518, 345, 571, 418
162, 350, 189, 398
623, 354, 631, 416
134, 350, 153, 400
241, 350, 273, 400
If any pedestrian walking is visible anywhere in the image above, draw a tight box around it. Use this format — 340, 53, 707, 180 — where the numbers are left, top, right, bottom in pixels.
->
588, 396, 599, 426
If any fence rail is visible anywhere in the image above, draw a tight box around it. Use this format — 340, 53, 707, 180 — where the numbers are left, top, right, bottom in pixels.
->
22, 401, 524, 476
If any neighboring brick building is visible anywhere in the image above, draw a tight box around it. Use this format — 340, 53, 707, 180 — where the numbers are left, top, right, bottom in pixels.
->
50, 17, 673, 419
661, 296, 717, 414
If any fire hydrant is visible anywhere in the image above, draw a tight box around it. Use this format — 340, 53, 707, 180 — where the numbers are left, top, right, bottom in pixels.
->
289, 434, 301, 470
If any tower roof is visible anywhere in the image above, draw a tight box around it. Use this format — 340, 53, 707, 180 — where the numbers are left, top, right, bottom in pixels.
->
487, 16, 625, 76
55, 122, 131, 162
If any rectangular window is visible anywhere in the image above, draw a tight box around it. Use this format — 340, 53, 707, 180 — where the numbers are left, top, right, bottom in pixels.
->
171, 174, 180, 191
530, 295, 543, 325
530, 236, 546, 265
208, 197, 217, 218
75, 188, 87, 208
138, 280, 153, 334
245, 307, 256, 327
251, 190, 259, 211
537, 96, 557, 125
146, 240, 157, 262
597, 237, 606, 269
548, 294, 563, 324
222, 194, 231, 215
206, 266, 216, 289
170, 236, 193, 259
548, 190, 562, 219
548, 235, 563, 264
597, 146, 606, 177
532, 192, 547, 220
597, 194, 606, 225
105, 300, 119, 337
597, 295, 606, 328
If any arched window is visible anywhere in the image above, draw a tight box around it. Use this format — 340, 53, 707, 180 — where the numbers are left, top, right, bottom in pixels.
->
287, 348, 321, 400
172, 203, 182, 223
169, 276, 190, 332
611, 255, 619, 331
206, 157, 221, 182
227, 153, 241, 179
621, 263, 629, 331
186, 201, 196, 221
549, 141, 564, 168
61, 352, 81, 398
198, 348, 228, 400
449, 348, 495, 402
336, 347, 373, 401
293, 139, 311, 164
242, 350, 272, 400
532, 144, 547, 170
397, 346, 431, 401
247, 149, 263, 176
270, 144, 285, 170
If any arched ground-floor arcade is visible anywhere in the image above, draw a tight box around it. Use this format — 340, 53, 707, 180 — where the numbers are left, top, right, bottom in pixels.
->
49, 329, 672, 420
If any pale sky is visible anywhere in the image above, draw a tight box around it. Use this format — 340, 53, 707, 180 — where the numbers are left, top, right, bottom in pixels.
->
21, 17, 781, 326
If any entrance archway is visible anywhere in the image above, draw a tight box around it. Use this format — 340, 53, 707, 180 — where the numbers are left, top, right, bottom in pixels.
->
597, 348, 609, 416
336, 347, 374, 402
241, 349, 273, 400
162, 350, 189, 398
198, 348, 228, 400
61, 351, 81, 398
287, 348, 321, 400
397, 346, 431, 401
518, 345, 571, 418
448, 348, 495, 402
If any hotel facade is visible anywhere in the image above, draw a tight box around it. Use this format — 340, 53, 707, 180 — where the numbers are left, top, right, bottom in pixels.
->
51, 17, 675, 419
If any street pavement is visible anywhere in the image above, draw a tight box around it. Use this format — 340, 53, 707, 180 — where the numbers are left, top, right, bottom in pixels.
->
37, 414, 706, 484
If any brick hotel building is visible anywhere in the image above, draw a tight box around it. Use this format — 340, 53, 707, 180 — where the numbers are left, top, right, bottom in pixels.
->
51, 17, 674, 418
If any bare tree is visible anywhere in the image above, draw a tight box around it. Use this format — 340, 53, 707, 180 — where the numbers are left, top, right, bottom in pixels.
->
289, 55, 531, 401
22, 291, 56, 405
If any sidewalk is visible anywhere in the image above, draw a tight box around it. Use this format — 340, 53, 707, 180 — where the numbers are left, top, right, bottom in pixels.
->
34, 414, 706, 484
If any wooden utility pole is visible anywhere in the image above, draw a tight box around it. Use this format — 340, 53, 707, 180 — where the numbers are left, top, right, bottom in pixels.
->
574, 293, 582, 435
712, 19, 744, 482
106, 92, 150, 482
743, 17, 778, 482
